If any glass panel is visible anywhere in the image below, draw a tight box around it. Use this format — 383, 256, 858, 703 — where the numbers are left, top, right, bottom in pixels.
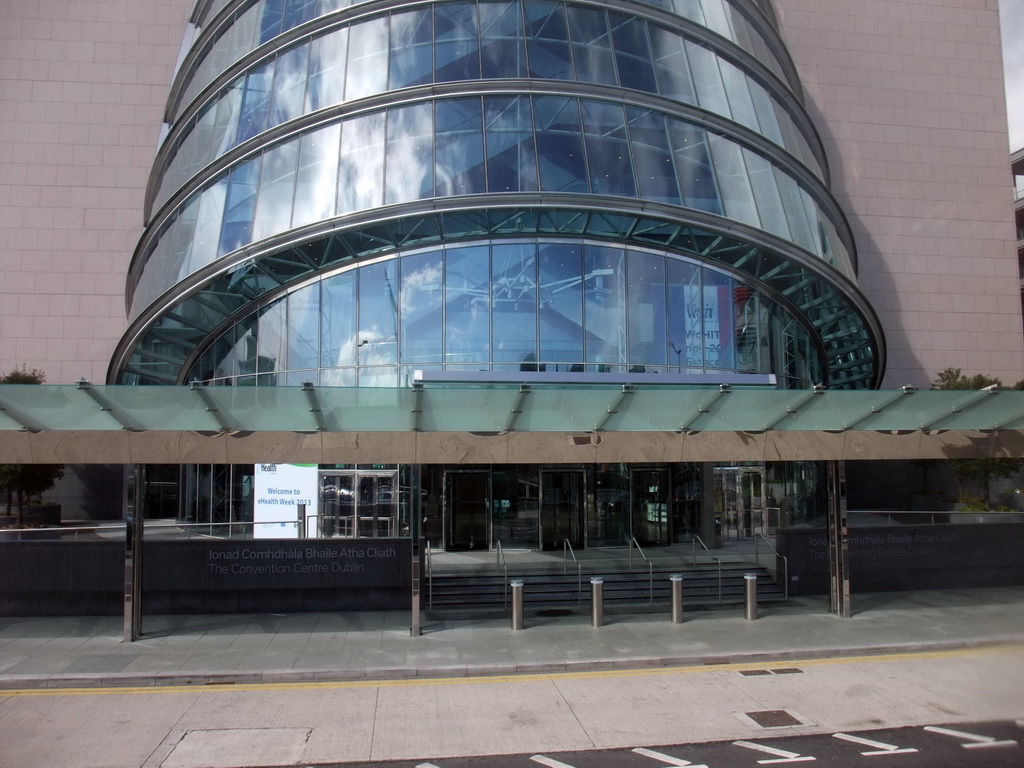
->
480, 0, 526, 78
435, 2, 481, 81
541, 470, 583, 550
581, 100, 635, 197
389, 9, 434, 89
491, 467, 539, 548
338, 111, 385, 213
707, 133, 758, 227
686, 42, 730, 118
666, 257, 701, 370
774, 166, 815, 253
627, 250, 666, 368
538, 242, 583, 368
293, 123, 340, 227
583, 244, 626, 369
524, 0, 572, 79
287, 282, 320, 370
445, 244, 490, 363
320, 270, 357, 377
252, 140, 298, 240
345, 16, 388, 100
744, 149, 790, 240
650, 26, 695, 104
591, 464, 628, 546
609, 13, 657, 92
320, 472, 354, 538
256, 302, 287, 382
218, 159, 260, 256
703, 268, 734, 369
306, 28, 347, 112
447, 471, 489, 550
719, 58, 759, 131
385, 103, 434, 205
748, 80, 785, 147
358, 261, 399, 369
533, 95, 587, 193
626, 107, 681, 205
631, 467, 668, 545
237, 61, 275, 143
668, 120, 721, 214
435, 97, 485, 196
400, 249, 443, 363
270, 44, 310, 127
260, 0, 286, 44
491, 242, 537, 366
567, 6, 616, 85
484, 95, 538, 192
283, 0, 317, 29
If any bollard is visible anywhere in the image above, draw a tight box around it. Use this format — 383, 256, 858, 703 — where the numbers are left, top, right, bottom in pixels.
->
744, 573, 757, 620
670, 574, 684, 624
591, 577, 604, 627
511, 579, 525, 630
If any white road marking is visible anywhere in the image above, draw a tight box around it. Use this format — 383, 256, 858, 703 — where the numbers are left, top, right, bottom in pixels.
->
632, 746, 708, 767
833, 732, 918, 755
416, 763, 442, 768
924, 725, 1018, 749
732, 740, 816, 763
531, 756, 578, 768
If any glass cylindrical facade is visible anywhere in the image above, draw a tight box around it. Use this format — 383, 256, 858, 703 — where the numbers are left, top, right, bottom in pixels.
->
112, 0, 883, 391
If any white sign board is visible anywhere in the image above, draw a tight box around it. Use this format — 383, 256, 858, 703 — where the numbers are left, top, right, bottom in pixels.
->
253, 463, 319, 539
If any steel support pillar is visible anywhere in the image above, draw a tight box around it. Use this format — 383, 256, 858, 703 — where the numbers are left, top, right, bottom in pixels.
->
826, 459, 851, 617
123, 464, 144, 642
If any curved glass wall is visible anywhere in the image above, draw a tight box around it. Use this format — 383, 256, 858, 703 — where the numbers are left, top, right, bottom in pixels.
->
155, 0, 819, 213
187, 240, 822, 388
176, 0, 793, 127
133, 93, 850, 322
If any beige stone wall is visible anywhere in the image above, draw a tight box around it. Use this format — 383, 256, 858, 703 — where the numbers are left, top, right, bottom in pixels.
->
773, 0, 1023, 388
1, 0, 1021, 390
0, 0, 191, 384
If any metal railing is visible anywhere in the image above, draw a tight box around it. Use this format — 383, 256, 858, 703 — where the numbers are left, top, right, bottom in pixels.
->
425, 540, 433, 610
496, 539, 509, 608
563, 539, 582, 606
629, 537, 654, 604
754, 533, 788, 600
691, 535, 723, 603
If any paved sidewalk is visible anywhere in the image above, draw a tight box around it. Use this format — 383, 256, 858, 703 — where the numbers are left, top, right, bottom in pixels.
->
0, 586, 1022, 689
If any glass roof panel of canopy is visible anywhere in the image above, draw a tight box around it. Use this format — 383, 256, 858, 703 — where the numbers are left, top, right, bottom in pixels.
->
3, 381, 1024, 434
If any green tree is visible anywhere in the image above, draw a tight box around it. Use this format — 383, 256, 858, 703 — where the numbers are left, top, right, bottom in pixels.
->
0, 367, 64, 526
931, 368, 1021, 507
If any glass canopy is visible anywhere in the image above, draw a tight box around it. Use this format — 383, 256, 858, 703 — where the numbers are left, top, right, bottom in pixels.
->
2, 382, 1024, 434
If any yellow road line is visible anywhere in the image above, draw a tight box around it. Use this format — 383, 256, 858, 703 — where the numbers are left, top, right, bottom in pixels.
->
1, 644, 1018, 698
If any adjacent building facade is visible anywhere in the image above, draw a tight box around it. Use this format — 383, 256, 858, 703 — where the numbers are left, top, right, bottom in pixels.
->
1, 0, 1021, 551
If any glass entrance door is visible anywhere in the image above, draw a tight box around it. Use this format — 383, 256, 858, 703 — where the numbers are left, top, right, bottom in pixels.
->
540, 470, 584, 550
446, 471, 490, 550
631, 468, 670, 545
319, 470, 398, 537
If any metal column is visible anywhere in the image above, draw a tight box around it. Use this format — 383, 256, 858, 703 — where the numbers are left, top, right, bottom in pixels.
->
123, 464, 144, 642
410, 537, 423, 637
826, 460, 851, 617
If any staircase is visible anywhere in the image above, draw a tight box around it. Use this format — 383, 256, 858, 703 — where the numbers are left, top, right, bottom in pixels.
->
425, 556, 786, 616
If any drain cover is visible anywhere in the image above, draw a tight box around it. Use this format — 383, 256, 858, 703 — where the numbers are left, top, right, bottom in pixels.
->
739, 669, 772, 676
745, 710, 803, 728
772, 667, 804, 675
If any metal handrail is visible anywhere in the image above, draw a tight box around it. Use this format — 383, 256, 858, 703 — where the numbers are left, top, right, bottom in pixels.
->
425, 540, 433, 610
496, 539, 509, 607
754, 533, 788, 600
563, 539, 582, 606
691, 535, 723, 603
629, 537, 654, 604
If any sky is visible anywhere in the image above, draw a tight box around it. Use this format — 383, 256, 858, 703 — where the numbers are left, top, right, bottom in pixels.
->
1000, 0, 1024, 149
